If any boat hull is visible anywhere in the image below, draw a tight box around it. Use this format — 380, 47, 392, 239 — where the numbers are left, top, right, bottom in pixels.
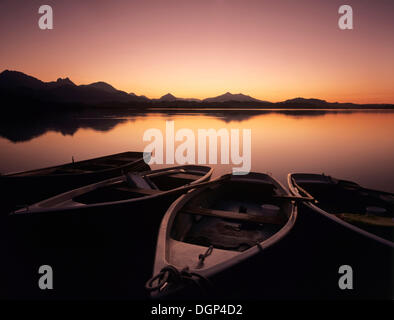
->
150, 172, 297, 298
8, 166, 213, 271
287, 173, 394, 248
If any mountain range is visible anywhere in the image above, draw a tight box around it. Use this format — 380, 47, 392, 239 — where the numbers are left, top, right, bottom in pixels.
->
0, 70, 393, 110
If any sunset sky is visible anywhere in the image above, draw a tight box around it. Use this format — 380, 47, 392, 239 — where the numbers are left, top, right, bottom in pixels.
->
1, 0, 393, 103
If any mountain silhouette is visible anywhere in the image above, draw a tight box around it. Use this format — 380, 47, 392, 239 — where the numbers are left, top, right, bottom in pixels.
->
0, 70, 147, 107
159, 93, 178, 101
0, 70, 46, 89
155, 93, 201, 102
47, 77, 76, 88
129, 92, 149, 101
277, 97, 330, 107
82, 81, 119, 93
0, 70, 393, 110
203, 92, 264, 103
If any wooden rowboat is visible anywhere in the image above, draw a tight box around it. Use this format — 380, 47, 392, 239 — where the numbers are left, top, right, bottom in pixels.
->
13, 165, 213, 215
288, 173, 394, 248
1, 151, 151, 211
146, 172, 297, 296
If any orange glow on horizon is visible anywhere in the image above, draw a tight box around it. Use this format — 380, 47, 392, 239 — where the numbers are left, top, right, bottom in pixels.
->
1, 0, 394, 104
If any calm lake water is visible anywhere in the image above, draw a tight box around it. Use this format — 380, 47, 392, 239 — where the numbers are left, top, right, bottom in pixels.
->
1, 109, 394, 192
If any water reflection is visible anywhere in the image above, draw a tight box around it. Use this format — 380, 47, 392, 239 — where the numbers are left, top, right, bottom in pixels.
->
1, 109, 393, 194
1, 109, 391, 143
0, 115, 127, 143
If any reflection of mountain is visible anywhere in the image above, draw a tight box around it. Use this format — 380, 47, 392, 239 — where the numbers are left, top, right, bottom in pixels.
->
1, 108, 392, 143
216, 110, 329, 122
0, 113, 126, 143
1, 70, 393, 110
166, 109, 337, 122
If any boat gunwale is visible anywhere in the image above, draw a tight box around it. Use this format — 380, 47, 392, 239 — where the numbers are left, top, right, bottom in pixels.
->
12, 165, 213, 215
289, 173, 394, 197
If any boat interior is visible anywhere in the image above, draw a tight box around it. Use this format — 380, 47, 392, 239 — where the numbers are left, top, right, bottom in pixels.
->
292, 174, 394, 217
72, 167, 208, 204
171, 178, 292, 253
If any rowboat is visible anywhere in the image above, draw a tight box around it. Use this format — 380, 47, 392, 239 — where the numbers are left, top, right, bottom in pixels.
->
13, 165, 213, 215
288, 173, 394, 248
1, 151, 151, 211
146, 172, 297, 296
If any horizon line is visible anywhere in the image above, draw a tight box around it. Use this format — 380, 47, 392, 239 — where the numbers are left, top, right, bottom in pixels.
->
2, 69, 394, 105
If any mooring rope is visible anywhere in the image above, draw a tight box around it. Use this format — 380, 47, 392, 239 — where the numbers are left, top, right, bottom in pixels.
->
145, 246, 214, 294
145, 265, 212, 294
197, 245, 214, 268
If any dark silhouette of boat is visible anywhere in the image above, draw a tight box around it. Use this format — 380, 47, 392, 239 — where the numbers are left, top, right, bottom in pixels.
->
13, 165, 213, 215
288, 173, 394, 248
146, 172, 297, 297
1, 151, 151, 211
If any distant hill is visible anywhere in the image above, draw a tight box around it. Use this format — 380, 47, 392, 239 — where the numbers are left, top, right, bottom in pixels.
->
0, 70, 46, 89
81, 81, 119, 93
0, 70, 147, 106
279, 97, 329, 106
155, 93, 201, 102
0, 70, 393, 111
203, 92, 265, 103
158, 93, 178, 102
47, 77, 76, 88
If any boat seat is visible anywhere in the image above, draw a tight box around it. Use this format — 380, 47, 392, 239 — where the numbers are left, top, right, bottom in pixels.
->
184, 234, 258, 251
182, 207, 286, 225
144, 176, 159, 189
126, 173, 152, 189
